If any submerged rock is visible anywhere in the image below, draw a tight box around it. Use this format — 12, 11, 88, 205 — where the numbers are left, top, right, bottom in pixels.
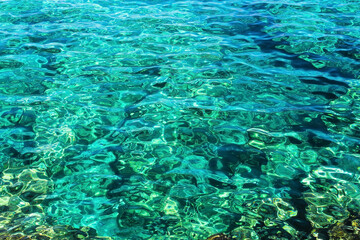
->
0, 225, 112, 240
328, 213, 360, 240
206, 233, 233, 240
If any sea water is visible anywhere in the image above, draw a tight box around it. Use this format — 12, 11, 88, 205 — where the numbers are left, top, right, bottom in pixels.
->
0, 0, 360, 239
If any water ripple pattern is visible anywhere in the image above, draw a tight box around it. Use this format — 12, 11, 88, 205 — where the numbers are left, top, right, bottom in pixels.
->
0, 0, 360, 239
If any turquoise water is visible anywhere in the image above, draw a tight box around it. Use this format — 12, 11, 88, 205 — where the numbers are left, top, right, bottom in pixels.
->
0, 0, 360, 239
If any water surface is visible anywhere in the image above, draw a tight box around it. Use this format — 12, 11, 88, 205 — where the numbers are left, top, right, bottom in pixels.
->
0, 0, 360, 239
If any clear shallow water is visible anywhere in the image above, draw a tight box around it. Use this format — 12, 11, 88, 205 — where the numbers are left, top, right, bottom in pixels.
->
0, 0, 360, 239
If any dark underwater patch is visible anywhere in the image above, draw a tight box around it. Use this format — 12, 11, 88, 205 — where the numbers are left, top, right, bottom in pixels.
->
216, 144, 268, 177
300, 76, 349, 88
